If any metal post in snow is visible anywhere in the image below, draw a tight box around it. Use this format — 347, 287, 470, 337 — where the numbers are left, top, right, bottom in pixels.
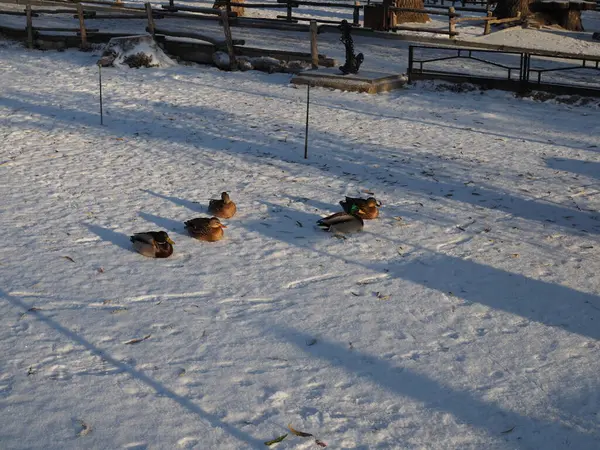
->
304, 83, 310, 159
98, 63, 104, 126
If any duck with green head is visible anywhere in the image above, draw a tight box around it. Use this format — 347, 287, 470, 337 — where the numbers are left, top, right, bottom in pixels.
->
130, 231, 174, 258
340, 196, 381, 219
317, 204, 365, 234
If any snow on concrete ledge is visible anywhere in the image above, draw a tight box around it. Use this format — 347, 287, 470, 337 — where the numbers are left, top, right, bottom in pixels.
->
98, 34, 176, 69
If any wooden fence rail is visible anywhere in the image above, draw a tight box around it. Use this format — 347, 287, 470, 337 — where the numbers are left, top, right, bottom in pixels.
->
389, 6, 459, 36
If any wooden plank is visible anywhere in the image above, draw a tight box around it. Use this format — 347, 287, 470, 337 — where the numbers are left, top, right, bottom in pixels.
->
276, 14, 342, 23
310, 19, 318, 69
484, 10, 492, 34
233, 16, 310, 31
33, 26, 99, 31
31, 8, 77, 13
353, 1, 360, 26
488, 12, 522, 25
391, 25, 457, 35
276, 0, 358, 7
388, 7, 460, 16
76, 3, 89, 49
26, 3, 33, 48
160, 4, 237, 16
145, 1, 154, 34
152, 26, 245, 45
455, 15, 493, 23
0, 9, 33, 15
229, 2, 290, 7
221, 9, 236, 70
81, 13, 149, 18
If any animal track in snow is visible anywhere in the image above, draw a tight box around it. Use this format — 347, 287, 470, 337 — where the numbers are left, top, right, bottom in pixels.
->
286, 273, 340, 289
121, 291, 212, 303
436, 236, 473, 251
177, 437, 199, 448
48, 365, 71, 381
218, 297, 275, 304
268, 390, 289, 406
356, 273, 389, 285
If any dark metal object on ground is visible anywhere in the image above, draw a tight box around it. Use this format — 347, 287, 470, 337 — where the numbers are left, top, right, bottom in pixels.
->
338, 19, 363, 74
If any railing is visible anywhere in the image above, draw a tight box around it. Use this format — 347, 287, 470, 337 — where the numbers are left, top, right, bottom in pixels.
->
407, 45, 600, 97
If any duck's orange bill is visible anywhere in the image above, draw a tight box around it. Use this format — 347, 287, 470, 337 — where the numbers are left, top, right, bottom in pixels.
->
220, 224, 228, 228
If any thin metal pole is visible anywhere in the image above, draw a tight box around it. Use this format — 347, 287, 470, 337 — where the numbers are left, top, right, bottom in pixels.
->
304, 84, 310, 159
98, 64, 103, 126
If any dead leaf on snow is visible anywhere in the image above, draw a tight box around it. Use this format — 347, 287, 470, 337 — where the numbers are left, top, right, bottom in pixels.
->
77, 420, 92, 437
124, 334, 151, 345
264, 434, 287, 446
288, 424, 313, 437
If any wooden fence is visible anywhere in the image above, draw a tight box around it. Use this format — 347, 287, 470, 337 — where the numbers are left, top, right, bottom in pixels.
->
0, 0, 546, 44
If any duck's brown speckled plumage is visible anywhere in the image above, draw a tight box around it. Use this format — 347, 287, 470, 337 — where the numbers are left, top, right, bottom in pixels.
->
208, 192, 237, 219
184, 217, 227, 242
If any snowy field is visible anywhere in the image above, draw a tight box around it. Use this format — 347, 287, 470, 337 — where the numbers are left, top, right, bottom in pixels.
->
1, 26, 600, 450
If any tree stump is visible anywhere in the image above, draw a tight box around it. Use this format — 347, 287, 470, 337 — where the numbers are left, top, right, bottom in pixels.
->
213, 0, 245, 17
394, 0, 430, 24
494, 0, 593, 31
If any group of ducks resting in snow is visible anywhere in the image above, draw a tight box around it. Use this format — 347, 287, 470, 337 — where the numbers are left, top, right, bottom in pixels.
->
130, 192, 382, 258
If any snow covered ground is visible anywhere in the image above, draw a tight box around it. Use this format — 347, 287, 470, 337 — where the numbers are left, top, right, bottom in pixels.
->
1, 23, 600, 450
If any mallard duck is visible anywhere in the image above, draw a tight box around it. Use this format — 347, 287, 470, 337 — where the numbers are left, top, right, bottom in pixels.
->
130, 231, 174, 258
317, 205, 365, 234
208, 192, 236, 219
184, 217, 227, 242
340, 196, 381, 219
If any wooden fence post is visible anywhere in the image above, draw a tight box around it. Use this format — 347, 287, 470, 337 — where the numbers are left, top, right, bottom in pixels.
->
353, 1, 360, 26
220, 9, 236, 70
76, 4, 89, 50
484, 10, 492, 35
448, 6, 456, 37
26, 4, 33, 49
225, 0, 232, 15
310, 19, 318, 69
286, 0, 292, 21
145, 2, 155, 35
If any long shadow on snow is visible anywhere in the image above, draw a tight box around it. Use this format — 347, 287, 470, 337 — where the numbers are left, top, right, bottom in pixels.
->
140, 189, 205, 213
270, 324, 600, 449
239, 202, 600, 341
3, 91, 600, 236
138, 212, 190, 237
184, 78, 597, 152
85, 224, 135, 253
546, 158, 600, 181
0, 289, 265, 447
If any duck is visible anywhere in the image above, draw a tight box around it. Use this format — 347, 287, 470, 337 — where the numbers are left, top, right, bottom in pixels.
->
208, 192, 236, 219
130, 231, 174, 258
339, 196, 381, 219
317, 204, 365, 234
184, 217, 227, 242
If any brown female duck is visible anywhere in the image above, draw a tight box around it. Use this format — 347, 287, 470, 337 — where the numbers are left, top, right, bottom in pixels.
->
208, 192, 237, 219
184, 217, 227, 242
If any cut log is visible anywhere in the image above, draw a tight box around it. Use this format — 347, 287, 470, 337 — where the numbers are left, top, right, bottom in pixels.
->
213, 0, 245, 17
393, 0, 429, 24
